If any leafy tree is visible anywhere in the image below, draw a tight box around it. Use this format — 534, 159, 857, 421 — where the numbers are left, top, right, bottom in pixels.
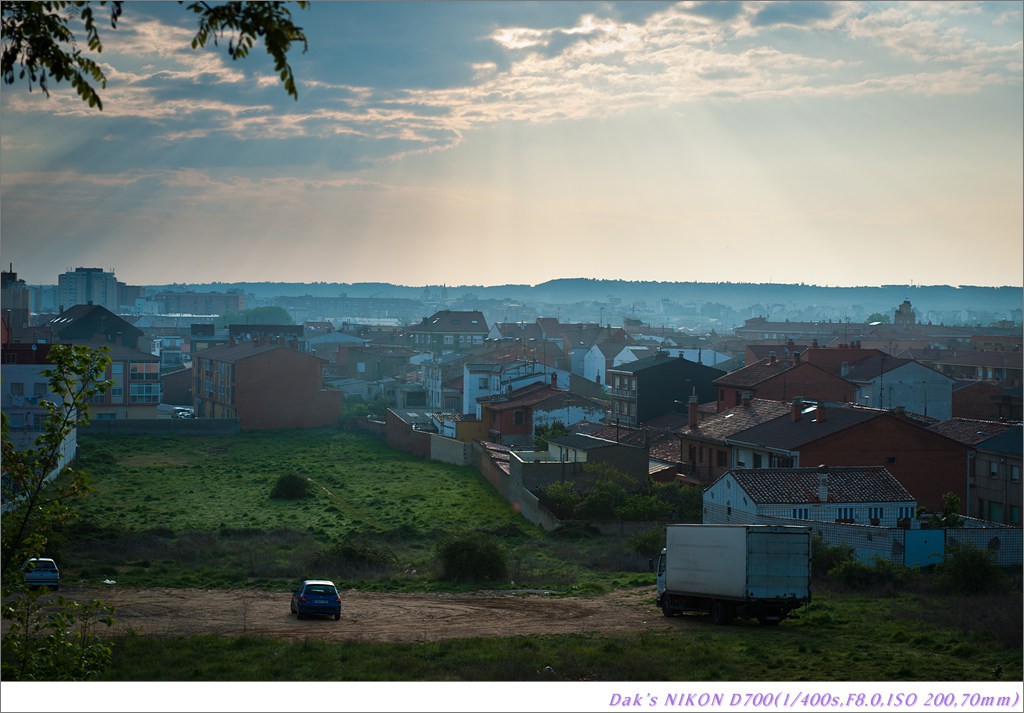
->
926, 492, 964, 529
1, 344, 116, 680
536, 481, 582, 519
533, 420, 568, 451
865, 312, 891, 324
2, 1, 309, 110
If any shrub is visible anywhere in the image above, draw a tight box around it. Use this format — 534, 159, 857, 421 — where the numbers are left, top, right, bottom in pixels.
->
629, 527, 665, 559
811, 536, 854, 579
614, 495, 671, 522
269, 473, 309, 500
312, 539, 398, 576
537, 482, 582, 519
827, 556, 914, 591
934, 543, 1006, 594
436, 533, 508, 583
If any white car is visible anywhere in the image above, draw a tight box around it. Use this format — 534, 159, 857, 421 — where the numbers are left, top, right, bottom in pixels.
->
23, 557, 60, 590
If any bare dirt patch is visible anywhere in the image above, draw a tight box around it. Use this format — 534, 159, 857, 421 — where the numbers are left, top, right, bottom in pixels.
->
50, 585, 687, 643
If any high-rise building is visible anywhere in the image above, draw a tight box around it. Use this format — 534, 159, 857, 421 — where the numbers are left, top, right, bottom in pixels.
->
57, 267, 121, 312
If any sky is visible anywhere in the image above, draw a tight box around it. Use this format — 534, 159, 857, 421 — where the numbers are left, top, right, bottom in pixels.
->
1, 1, 1022, 289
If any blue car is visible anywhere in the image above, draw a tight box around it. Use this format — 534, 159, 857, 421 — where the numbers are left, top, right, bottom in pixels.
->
291, 579, 342, 620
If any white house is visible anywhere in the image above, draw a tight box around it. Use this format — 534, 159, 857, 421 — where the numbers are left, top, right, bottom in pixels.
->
463, 360, 569, 418
703, 465, 918, 528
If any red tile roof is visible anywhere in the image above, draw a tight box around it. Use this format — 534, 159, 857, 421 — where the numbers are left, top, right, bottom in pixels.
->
725, 466, 915, 505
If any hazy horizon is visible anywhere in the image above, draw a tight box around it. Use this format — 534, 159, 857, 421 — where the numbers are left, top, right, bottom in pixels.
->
2, 2, 1022, 288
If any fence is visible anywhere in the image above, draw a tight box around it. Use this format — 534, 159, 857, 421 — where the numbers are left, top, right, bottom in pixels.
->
702, 502, 1022, 567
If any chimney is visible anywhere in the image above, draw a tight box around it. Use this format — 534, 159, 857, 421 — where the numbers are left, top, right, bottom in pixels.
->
841, 361, 849, 377
814, 403, 826, 422
794, 350, 801, 364
769, 351, 777, 364
894, 405, 906, 418
812, 338, 819, 349
655, 351, 667, 360
687, 392, 699, 428
791, 398, 802, 422
550, 372, 557, 387
787, 339, 795, 353
817, 464, 829, 502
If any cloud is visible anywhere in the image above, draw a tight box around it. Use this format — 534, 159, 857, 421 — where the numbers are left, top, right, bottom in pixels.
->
1, 2, 1020, 167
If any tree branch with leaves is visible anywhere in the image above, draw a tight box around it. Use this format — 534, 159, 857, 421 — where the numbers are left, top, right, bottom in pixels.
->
1, 0, 308, 110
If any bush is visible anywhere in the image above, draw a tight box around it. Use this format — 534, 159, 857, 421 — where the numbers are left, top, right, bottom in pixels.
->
629, 527, 665, 559
827, 556, 914, 591
811, 536, 854, 579
934, 543, 1006, 594
614, 495, 671, 522
537, 482, 582, 520
436, 533, 508, 583
312, 539, 398, 576
269, 473, 309, 500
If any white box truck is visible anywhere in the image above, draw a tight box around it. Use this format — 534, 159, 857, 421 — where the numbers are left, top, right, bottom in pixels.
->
656, 524, 811, 625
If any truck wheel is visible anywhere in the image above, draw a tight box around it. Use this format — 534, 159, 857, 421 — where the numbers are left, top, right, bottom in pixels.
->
758, 616, 781, 626
661, 603, 675, 618
710, 601, 734, 625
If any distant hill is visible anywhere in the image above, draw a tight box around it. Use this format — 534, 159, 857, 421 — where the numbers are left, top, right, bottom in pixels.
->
152, 279, 1022, 316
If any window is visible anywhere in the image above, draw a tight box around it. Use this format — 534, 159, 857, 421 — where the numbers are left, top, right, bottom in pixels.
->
716, 450, 727, 467
513, 410, 524, 425
32, 413, 46, 430
1011, 506, 1020, 525
989, 461, 999, 478
444, 335, 454, 345
836, 507, 855, 521
897, 506, 914, 520
1011, 465, 1020, 482
33, 382, 47, 397
718, 388, 724, 402
130, 362, 159, 381
753, 453, 763, 468
478, 377, 488, 388
129, 383, 160, 403
10, 382, 24, 396
791, 508, 808, 519
868, 507, 884, 520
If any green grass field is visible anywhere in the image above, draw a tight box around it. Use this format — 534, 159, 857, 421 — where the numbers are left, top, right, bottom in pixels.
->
54, 430, 1024, 682
62, 431, 650, 592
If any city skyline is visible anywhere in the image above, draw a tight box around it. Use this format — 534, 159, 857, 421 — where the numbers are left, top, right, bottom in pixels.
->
2, 1, 1022, 288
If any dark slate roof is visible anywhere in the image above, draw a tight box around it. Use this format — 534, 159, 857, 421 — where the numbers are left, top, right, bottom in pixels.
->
712, 356, 795, 387
677, 398, 793, 442
727, 404, 878, 450
725, 466, 916, 505
411, 310, 488, 334
548, 433, 620, 451
976, 425, 1023, 456
927, 418, 1020, 446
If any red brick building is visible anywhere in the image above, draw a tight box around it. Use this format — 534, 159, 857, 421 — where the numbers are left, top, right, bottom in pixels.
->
727, 402, 967, 513
713, 354, 855, 413
192, 341, 342, 430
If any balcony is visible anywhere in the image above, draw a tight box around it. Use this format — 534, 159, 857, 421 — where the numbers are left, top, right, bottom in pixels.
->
609, 388, 636, 398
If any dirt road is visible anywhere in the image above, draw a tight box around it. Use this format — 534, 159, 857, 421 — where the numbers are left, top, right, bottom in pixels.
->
51, 585, 680, 642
